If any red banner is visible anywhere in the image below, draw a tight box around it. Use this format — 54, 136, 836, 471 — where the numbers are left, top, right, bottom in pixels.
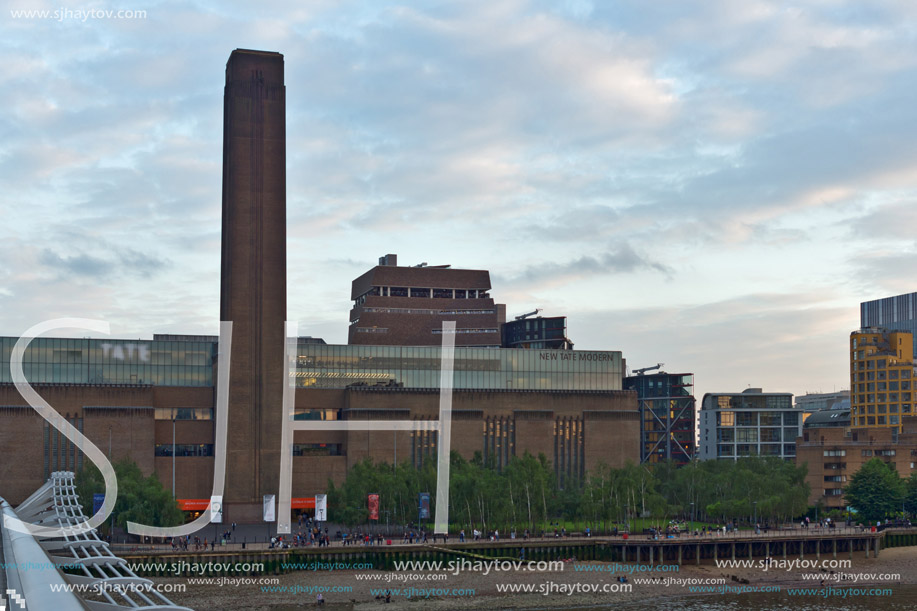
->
368, 494, 380, 520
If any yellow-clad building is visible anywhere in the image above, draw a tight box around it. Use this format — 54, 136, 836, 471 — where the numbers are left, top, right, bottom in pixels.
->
850, 327, 915, 430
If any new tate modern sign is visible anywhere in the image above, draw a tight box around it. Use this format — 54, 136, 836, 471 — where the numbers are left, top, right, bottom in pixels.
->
538, 351, 614, 362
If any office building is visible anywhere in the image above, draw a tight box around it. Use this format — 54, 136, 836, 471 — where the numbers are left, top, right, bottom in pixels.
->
849, 328, 914, 431
624, 370, 695, 466
698, 388, 801, 461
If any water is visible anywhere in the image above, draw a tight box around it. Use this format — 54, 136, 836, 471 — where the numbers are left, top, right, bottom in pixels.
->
598, 586, 917, 610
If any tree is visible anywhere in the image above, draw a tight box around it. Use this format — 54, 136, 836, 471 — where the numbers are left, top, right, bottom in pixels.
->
904, 473, 917, 517
75, 459, 183, 532
844, 458, 905, 524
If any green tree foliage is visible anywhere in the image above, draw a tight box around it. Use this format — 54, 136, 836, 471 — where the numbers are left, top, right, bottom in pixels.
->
844, 458, 905, 523
906, 473, 917, 516
75, 459, 183, 531
327, 452, 812, 531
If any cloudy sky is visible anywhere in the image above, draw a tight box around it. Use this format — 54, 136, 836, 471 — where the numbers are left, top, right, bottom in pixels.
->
3, 0, 917, 402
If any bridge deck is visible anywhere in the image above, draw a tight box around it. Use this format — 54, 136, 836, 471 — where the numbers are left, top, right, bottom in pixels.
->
0, 514, 7, 593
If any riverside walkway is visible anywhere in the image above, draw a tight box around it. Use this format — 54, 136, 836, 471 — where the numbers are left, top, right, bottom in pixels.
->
119, 527, 910, 577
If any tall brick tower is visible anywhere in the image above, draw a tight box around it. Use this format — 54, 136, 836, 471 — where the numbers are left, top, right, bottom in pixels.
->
220, 49, 287, 522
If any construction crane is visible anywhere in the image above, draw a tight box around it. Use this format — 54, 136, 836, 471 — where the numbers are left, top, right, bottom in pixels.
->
514, 309, 542, 320
632, 363, 664, 376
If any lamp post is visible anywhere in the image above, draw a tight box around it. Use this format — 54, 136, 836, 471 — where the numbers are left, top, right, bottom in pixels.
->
172, 416, 176, 499
753, 501, 758, 533
690, 502, 695, 532
624, 503, 629, 534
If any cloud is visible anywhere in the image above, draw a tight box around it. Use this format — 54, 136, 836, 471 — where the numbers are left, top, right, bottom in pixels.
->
498, 243, 672, 290
38, 247, 168, 280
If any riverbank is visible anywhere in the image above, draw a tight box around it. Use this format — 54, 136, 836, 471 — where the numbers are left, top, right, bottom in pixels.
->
155, 545, 916, 610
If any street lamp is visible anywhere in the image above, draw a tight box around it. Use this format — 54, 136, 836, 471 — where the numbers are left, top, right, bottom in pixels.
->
753, 501, 758, 533
690, 502, 695, 532
624, 503, 629, 534
172, 416, 176, 499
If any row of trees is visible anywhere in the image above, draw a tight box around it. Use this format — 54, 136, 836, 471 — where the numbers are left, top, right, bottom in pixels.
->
326, 452, 812, 531
73, 455, 917, 534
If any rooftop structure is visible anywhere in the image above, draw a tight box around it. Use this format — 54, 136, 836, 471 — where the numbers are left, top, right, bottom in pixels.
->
348, 254, 505, 347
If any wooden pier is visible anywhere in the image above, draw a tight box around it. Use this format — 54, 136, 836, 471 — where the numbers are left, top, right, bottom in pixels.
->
122, 529, 917, 577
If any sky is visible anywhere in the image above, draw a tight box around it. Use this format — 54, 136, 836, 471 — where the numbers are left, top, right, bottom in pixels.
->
2, 0, 917, 403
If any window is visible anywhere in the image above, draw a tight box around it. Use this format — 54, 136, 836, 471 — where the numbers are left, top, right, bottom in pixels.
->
154, 407, 213, 420
876, 449, 896, 457
155, 444, 214, 457
823, 449, 846, 457
293, 443, 344, 456
862, 450, 873, 457
390, 287, 408, 297
737, 428, 758, 442
825, 488, 844, 496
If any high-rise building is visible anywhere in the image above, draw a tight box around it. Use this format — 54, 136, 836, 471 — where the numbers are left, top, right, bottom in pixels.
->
849, 327, 914, 431
698, 388, 800, 461
623, 371, 695, 466
861, 293, 917, 358
348, 254, 506, 347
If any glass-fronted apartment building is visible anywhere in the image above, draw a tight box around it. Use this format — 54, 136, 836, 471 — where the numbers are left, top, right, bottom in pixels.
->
698, 388, 801, 460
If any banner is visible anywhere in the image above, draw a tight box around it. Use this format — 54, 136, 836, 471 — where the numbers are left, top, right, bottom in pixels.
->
418, 492, 430, 520
263, 494, 275, 522
210, 495, 223, 523
93, 493, 105, 516
315, 494, 327, 522
368, 494, 380, 520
